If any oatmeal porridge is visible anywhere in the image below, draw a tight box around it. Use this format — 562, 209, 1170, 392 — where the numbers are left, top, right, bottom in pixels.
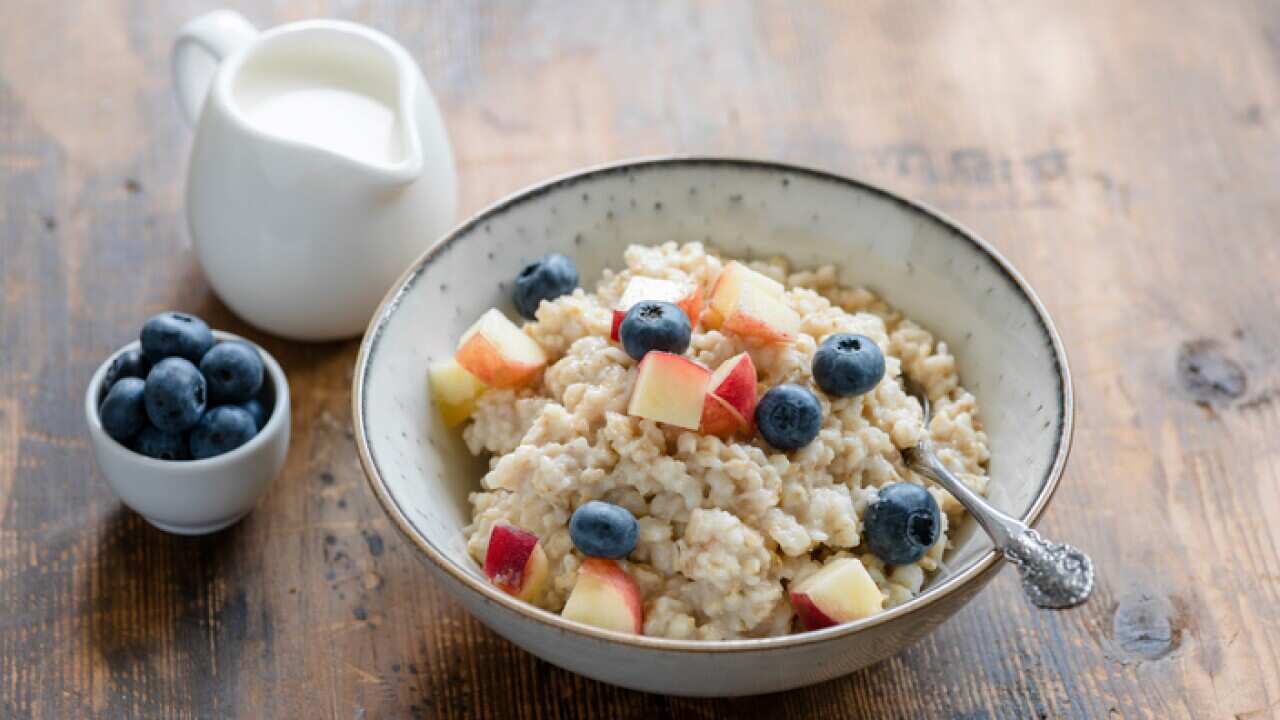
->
429, 241, 989, 640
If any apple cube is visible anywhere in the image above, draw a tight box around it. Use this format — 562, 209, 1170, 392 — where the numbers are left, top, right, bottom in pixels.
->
704, 261, 785, 329
610, 276, 704, 341
428, 357, 487, 427
789, 557, 884, 631
455, 308, 547, 388
561, 558, 644, 634
483, 523, 550, 602
627, 351, 711, 430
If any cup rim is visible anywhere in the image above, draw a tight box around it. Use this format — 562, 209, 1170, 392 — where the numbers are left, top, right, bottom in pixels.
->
86, 329, 290, 469
352, 155, 1076, 653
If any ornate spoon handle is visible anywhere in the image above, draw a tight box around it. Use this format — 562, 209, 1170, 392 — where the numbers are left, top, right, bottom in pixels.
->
904, 441, 1094, 609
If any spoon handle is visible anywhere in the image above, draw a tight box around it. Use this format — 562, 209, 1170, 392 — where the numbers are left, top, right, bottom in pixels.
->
904, 441, 1095, 609
904, 442, 1026, 546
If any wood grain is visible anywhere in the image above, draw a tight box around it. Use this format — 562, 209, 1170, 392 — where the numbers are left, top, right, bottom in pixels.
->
3, 0, 1280, 717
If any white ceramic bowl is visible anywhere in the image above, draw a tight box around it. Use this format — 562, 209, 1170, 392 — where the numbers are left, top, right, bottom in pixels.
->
86, 330, 290, 535
355, 158, 1073, 696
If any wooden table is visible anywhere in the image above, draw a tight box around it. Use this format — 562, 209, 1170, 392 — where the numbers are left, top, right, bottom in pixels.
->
4, 1, 1279, 717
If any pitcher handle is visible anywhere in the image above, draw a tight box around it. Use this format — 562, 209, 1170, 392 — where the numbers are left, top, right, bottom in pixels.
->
172, 10, 258, 125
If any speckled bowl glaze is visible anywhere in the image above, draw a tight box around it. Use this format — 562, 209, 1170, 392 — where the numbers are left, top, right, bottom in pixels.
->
354, 158, 1073, 697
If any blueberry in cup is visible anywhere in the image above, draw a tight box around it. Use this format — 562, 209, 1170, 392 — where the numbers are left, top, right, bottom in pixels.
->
140, 311, 214, 364
96, 311, 274, 462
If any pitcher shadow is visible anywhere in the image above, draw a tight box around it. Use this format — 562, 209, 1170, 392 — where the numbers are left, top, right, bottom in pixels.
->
184, 289, 360, 376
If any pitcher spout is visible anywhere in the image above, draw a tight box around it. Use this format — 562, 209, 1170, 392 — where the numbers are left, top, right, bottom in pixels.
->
332, 36, 426, 188
365, 66, 424, 188
213, 18, 428, 187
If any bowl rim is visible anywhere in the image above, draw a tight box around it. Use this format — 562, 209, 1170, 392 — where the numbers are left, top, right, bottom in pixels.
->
353, 155, 1075, 653
86, 329, 291, 468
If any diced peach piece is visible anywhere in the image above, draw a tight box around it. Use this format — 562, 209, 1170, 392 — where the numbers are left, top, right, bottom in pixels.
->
610, 276, 703, 341
484, 523, 550, 602
709, 352, 757, 419
703, 307, 722, 329
722, 285, 800, 343
561, 558, 644, 634
428, 357, 487, 427
705, 263, 797, 342
789, 557, 884, 631
705, 261, 785, 329
699, 353, 757, 436
700, 393, 748, 436
627, 351, 711, 430
681, 285, 704, 330
455, 308, 547, 388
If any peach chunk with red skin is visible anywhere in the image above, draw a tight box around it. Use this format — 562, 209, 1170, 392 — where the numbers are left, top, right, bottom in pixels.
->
483, 523, 550, 602
610, 276, 703, 341
789, 557, 884, 631
627, 351, 711, 431
561, 557, 644, 634
699, 352, 757, 437
704, 261, 784, 326
455, 308, 547, 388
704, 262, 799, 343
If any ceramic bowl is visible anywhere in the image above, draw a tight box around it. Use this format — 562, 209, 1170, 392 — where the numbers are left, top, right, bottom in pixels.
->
354, 158, 1073, 696
86, 331, 290, 535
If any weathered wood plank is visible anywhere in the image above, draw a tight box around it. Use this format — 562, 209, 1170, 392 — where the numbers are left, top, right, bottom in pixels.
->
2, 0, 1279, 717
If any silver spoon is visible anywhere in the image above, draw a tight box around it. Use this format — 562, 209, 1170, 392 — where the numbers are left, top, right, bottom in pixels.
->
900, 379, 1094, 609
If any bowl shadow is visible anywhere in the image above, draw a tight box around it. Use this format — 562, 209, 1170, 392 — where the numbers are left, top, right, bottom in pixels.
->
86, 506, 250, 698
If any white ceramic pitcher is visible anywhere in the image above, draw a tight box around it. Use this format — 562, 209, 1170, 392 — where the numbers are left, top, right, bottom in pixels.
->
172, 10, 457, 341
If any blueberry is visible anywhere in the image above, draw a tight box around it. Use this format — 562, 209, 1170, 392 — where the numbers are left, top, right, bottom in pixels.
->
144, 358, 207, 433
200, 341, 264, 403
140, 311, 214, 364
863, 483, 941, 565
811, 333, 885, 398
238, 396, 270, 430
618, 301, 691, 361
103, 348, 150, 391
512, 253, 579, 319
754, 384, 822, 450
98, 377, 147, 442
569, 501, 639, 559
134, 425, 190, 461
189, 406, 258, 460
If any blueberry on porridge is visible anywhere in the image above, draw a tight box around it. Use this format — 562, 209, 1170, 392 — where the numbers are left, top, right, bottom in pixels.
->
570, 500, 640, 560
618, 300, 693, 360
512, 252, 580, 320
428, 242, 990, 639
863, 482, 942, 566
812, 332, 885, 398
755, 384, 823, 450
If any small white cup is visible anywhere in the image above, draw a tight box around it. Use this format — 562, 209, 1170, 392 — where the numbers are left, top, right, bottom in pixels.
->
86, 331, 290, 535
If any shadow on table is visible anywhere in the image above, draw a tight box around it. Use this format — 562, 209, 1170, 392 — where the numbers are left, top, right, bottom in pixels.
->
86, 505, 250, 701
403, 623, 837, 719
182, 289, 359, 380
